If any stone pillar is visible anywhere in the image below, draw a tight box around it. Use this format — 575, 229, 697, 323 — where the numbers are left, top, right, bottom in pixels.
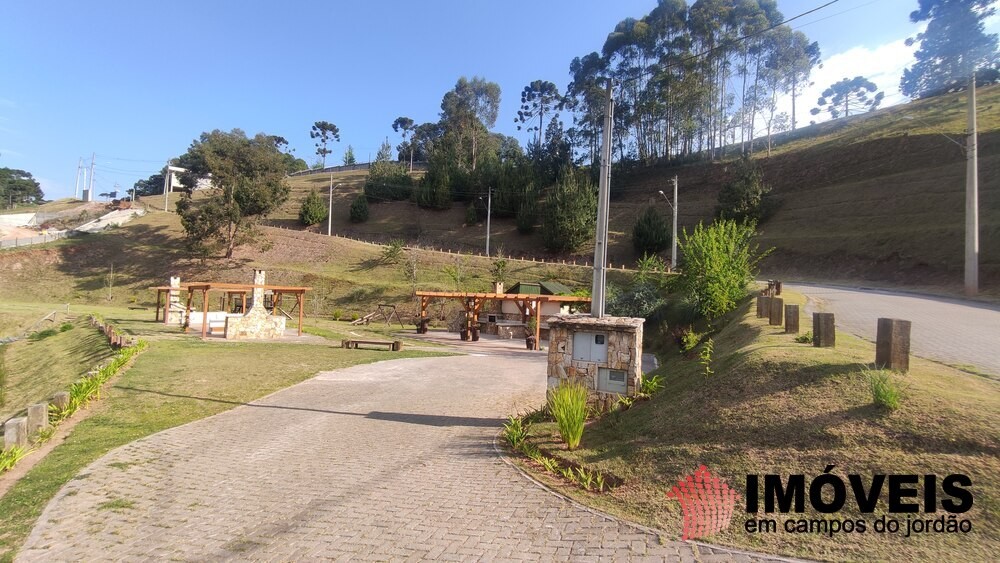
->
252, 270, 266, 309
813, 313, 836, 347
52, 391, 70, 410
165, 276, 181, 325
876, 318, 911, 372
492, 281, 504, 294
4, 417, 27, 450
769, 297, 784, 326
757, 295, 771, 319
26, 403, 50, 435
785, 304, 800, 334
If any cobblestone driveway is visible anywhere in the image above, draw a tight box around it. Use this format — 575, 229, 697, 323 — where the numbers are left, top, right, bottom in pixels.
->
19, 354, 779, 561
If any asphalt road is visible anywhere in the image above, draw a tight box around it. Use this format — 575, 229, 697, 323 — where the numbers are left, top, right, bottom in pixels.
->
786, 283, 1000, 377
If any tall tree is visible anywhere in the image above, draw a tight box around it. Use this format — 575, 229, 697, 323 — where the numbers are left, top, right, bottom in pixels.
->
343, 145, 357, 166
175, 129, 290, 258
439, 76, 501, 172
901, 0, 999, 98
0, 168, 43, 206
810, 77, 885, 119
310, 121, 340, 167
392, 116, 416, 170
515, 80, 565, 146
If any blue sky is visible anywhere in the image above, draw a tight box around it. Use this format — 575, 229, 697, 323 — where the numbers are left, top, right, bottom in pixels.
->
1, 0, 995, 199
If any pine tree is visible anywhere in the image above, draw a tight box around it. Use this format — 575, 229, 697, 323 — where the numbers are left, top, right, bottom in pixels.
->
298, 189, 328, 226
349, 194, 369, 223
632, 207, 670, 256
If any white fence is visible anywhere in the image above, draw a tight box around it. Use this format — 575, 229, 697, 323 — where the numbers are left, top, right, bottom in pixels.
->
0, 231, 70, 249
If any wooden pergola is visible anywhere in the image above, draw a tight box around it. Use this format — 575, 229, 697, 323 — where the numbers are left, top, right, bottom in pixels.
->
152, 282, 312, 338
414, 291, 591, 350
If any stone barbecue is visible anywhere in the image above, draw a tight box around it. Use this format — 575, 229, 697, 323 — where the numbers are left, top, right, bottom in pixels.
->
224, 270, 286, 339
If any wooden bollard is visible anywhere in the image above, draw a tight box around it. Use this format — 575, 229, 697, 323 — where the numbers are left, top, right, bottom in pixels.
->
813, 313, 836, 347
4, 417, 27, 450
757, 296, 771, 318
769, 297, 784, 326
52, 391, 70, 410
785, 304, 800, 334
27, 403, 50, 435
392, 340, 403, 352
876, 318, 911, 372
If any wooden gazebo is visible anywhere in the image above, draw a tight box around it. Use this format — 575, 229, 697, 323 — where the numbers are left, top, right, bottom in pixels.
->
152, 281, 312, 338
414, 290, 591, 350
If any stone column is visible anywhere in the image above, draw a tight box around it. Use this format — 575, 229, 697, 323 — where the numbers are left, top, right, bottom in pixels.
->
165, 276, 181, 325
785, 304, 800, 334
4, 417, 27, 449
875, 318, 911, 372
813, 313, 836, 347
26, 403, 50, 435
52, 391, 70, 411
251, 270, 266, 310
769, 297, 784, 326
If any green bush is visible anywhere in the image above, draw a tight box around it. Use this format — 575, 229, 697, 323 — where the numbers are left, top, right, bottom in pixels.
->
795, 331, 813, 344
866, 367, 903, 410
639, 373, 664, 395
677, 220, 770, 320
716, 157, 773, 222
541, 171, 597, 252
349, 194, 369, 223
548, 381, 588, 450
465, 202, 479, 226
364, 138, 413, 201
515, 199, 537, 234
632, 207, 670, 256
59, 322, 74, 332
380, 239, 405, 264
29, 328, 59, 341
298, 189, 328, 226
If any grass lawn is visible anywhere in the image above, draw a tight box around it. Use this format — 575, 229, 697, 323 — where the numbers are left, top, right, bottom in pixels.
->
520, 291, 1000, 562
0, 306, 448, 562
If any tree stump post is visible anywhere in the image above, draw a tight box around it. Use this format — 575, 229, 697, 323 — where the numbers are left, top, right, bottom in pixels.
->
769, 297, 784, 325
875, 318, 911, 372
4, 417, 27, 450
785, 304, 800, 334
813, 313, 836, 347
26, 403, 50, 436
757, 295, 771, 319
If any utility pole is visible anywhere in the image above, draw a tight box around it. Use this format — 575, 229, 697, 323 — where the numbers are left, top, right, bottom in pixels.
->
74, 158, 82, 199
87, 153, 95, 202
591, 79, 614, 319
327, 174, 334, 236
658, 177, 679, 271
162, 161, 171, 212
966, 73, 978, 296
485, 186, 492, 256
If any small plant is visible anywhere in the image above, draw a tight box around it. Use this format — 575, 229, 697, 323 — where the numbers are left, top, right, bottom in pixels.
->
699, 338, 715, 376
522, 405, 552, 425
680, 330, 701, 353
560, 466, 576, 481
380, 239, 405, 264
616, 395, 635, 410
795, 331, 813, 344
489, 254, 509, 285
538, 456, 561, 474
595, 473, 606, 492
59, 322, 74, 332
33, 426, 56, 446
576, 467, 596, 490
548, 382, 588, 451
29, 328, 59, 341
502, 415, 531, 450
865, 367, 903, 410
639, 374, 664, 396
332, 309, 343, 321
0, 445, 30, 474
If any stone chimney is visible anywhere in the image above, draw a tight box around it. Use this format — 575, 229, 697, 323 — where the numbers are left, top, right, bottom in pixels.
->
250, 269, 266, 312
165, 276, 181, 325
492, 281, 505, 294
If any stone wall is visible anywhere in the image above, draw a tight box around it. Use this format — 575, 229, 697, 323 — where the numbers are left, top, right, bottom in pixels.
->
224, 270, 286, 340
546, 315, 643, 407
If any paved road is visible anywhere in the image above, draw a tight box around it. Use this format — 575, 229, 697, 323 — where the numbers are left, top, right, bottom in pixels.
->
19, 352, 778, 562
786, 283, 1000, 377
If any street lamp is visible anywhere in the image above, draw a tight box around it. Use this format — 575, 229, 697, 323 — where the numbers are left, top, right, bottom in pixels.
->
328, 178, 341, 237
658, 176, 678, 271
479, 186, 492, 256
902, 73, 978, 296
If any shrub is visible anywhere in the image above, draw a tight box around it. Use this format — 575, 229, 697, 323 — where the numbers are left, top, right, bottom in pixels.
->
795, 331, 813, 344
364, 139, 413, 201
866, 367, 903, 410
639, 374, 664, 396
607, 280, 665, 318
298, 189, 328, 226
502, 415, 531, 450
0, 446, 30, 474
332, 309, 343, 321
548, 381, 588, 450
699, 338, 715, 376
632, 207, 670, 256
680, 330, 701, 353
677, 220, 771, 320
380, 239, 405, 264
489, 254, 508, 285
716, 157, 773, 223
516, 199, 537, 234
59, 322, 74, 332
349, 194, 369, 223
29, 328, 59, 341
541, 171, 597, 252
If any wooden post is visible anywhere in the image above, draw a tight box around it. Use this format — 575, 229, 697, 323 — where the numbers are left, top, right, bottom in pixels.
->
769, 297, 784, 326
533, 299, 541, 350
155, 289, 163, 322
201, 288, 209, 338
297, 293, 304, 336
813, 313, 836, 347
757, 295, 771, 318
876, 318, 911, 372
184, 291, 194, 333
785, 304, 800, 334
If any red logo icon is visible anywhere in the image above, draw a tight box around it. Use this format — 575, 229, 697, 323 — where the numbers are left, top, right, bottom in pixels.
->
666, 465, 740, 540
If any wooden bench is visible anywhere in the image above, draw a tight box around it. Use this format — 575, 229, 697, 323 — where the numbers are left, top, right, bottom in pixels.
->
341, 339, 403, 351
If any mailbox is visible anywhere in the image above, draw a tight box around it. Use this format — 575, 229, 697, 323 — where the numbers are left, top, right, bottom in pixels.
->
598, 368, 627, 394
572, 331, 608, 363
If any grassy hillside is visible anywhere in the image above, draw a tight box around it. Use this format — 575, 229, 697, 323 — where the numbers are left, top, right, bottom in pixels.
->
525, 292, 1000, 561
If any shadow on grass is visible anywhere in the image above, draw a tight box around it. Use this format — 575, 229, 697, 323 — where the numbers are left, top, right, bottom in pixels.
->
113, 385, 503, 428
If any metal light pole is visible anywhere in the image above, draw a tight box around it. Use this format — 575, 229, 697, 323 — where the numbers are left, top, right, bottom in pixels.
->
965, 73, 978, 296
327, 177, 340, 237
591, 79, 614, 318
658, 176, 679, 271
486, 186, 492, 256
